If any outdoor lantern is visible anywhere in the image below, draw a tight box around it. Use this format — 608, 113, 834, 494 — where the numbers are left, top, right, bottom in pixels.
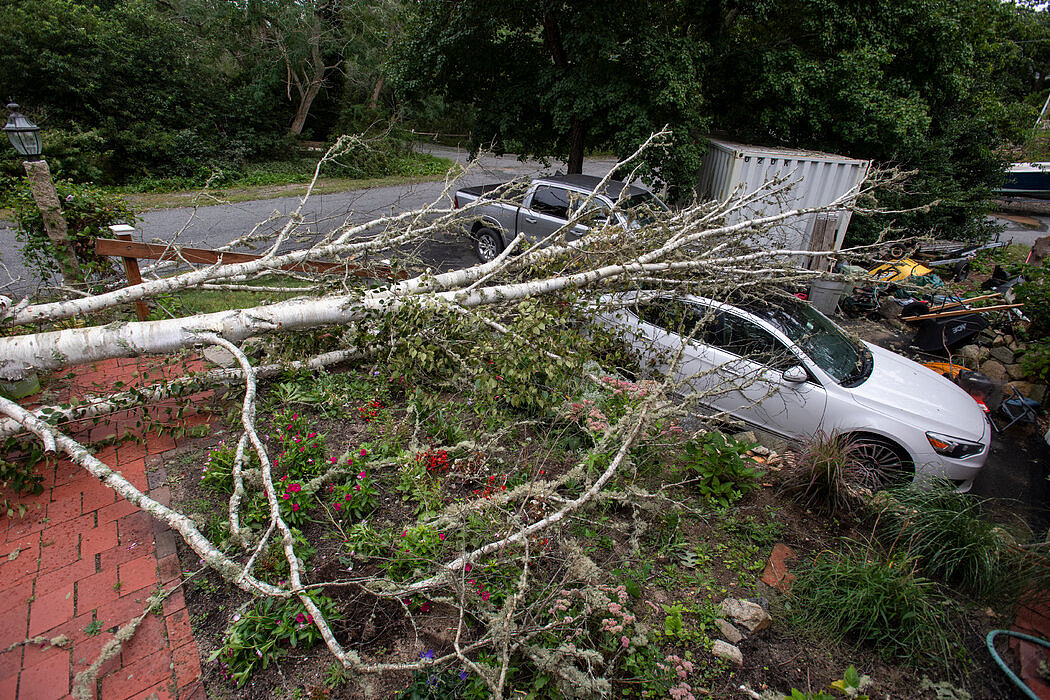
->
3, 103, 42, 159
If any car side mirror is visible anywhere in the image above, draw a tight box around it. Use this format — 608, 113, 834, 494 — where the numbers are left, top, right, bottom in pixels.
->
782, 365, 808, 383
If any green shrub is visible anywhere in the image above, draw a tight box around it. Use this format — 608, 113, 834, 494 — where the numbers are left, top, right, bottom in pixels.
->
875, 485, 1018, 600
677, 432, 762, 508
782, 432, 878, 516
1015, 264, 1050, 338
209, 592, 340, 687
788, 546, 957, 668
12, 177, 136, 280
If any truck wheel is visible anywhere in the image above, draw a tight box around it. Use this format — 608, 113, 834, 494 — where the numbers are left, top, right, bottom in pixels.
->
473, 227, 503, 262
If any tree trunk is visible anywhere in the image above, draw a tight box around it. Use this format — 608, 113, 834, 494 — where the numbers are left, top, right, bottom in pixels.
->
288, 22, 326, 136
542, 13, 585, 174
23, 160, 82, 284
289, 77, 323, 136
567, 118, 585, 175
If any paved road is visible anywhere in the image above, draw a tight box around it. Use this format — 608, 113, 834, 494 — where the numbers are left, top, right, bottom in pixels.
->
0, 145, 619, 298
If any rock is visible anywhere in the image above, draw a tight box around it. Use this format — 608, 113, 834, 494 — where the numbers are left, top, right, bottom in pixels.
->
1008, 381, 1036, 400
733, 431, 758, 445
990, 346, 1016, 365
202, 345, 237, 368
711, 640, 743, 667
980, 359, 1009, 383
241, 336, 267, 358
719, 598, 772, 633
1007, 363, 1027, 381
978, 346, 991, 362
760, 543, 797, 592
958, 345, 981, 362
1010, 340, 1023, 353
1030, 384, 1047, 404
751, 445, 770, 456
878, 297, 902, 319
715, 618, 744, 644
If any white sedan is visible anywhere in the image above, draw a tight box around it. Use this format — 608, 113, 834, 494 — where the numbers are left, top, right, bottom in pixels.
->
596, 292, 991, 490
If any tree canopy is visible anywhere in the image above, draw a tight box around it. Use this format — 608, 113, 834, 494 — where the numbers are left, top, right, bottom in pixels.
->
397, 0, 1044, 237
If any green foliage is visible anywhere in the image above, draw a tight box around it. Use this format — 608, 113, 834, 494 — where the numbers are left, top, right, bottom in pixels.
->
386, 525, 449, 582
12, 178, 136, 280
704, 0, 1033, 243
785, 666, 871, 699
0, 436, 47, 518
1015, 264, 1050, 338
271, 410, 327, 479
789, 547, 957, 668
782, 432, 877, 516
397, 665, 475, 699
209, 592, 340, 687
396, 0, 709, 198
875, 485, 1019, 600
200, 442, 248, 495
326, 470, 380, 523
1020, 338, 1050, 384
678, 432, 763, 508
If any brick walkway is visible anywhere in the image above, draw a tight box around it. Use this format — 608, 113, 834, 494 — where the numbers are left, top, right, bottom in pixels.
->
0, 356, 215, 700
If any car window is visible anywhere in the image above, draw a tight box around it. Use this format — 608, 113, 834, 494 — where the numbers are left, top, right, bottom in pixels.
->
712, 312, 798, 370
569, 195, 612, 224
529, 186, 570, 219
634, 300, 706, 339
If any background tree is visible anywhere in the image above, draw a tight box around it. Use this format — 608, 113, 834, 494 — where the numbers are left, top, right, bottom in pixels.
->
701, 0, 1036, 242
394, 0, 710, 197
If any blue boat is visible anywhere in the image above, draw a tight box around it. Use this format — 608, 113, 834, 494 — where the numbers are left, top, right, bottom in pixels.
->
999, 162, 1050, 198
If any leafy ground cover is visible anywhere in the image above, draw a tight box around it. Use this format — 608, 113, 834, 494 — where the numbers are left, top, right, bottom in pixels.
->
157, 304, 1047, 699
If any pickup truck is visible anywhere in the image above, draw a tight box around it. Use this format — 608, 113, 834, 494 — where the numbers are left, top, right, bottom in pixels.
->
453, 174, 669, 262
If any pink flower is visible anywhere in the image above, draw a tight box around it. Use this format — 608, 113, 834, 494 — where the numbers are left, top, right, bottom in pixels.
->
401, 530, 408, 538
621, 636, 629, 648
329, 457, 337, 464
438, 533, 446, 541
420, 602, 431, 613
291, 503, 300, 512
306, 614, 312, 623
334, 503, 341, 511
465, 564, 472, 573
292, 413, 298, 419
289, 484, 301, 493
282, 493, 290, 500
347, 458, 354, 466
345, 493, 352, 501
308, 432, 317, 438
358, 471, 366, 479
481, 591, 490, 602
354, 484, 361, 491
360, 448, 368, 457
296, 613, 305, 623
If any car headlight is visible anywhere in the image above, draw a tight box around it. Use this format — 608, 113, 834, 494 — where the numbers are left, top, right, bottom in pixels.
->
926, 432, 985, 459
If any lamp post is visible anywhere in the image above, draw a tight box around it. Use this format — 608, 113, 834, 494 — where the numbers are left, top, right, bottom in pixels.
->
3, 103, 81, 284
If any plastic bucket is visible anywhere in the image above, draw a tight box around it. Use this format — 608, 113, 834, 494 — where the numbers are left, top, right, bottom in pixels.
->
808, 279, 848, 315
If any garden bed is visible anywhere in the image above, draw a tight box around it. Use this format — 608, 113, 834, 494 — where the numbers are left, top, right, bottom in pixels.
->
165, 354, 1040, 699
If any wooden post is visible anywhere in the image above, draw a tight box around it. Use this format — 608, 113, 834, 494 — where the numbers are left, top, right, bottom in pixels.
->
109, 224, 150, 321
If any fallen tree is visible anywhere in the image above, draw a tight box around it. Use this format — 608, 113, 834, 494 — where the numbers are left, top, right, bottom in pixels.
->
0, 132, 910, 697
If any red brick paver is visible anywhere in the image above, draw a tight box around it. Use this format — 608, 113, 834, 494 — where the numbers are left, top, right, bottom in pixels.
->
0, 357, 212, 699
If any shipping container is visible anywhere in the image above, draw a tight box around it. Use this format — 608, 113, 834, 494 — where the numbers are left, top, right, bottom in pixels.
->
696, 139, 871, 269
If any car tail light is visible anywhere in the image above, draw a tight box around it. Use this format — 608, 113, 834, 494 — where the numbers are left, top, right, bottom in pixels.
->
973, 398, 990, 414
454, 194, 460, 209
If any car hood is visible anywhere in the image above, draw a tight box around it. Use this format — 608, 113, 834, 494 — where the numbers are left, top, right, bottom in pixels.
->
848, 343, 987, 440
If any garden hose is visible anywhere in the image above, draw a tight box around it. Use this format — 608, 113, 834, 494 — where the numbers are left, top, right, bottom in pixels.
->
986, 629, 1050, 700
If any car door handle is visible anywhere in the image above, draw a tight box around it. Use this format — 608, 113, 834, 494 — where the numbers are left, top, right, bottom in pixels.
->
525, 216, 538, 224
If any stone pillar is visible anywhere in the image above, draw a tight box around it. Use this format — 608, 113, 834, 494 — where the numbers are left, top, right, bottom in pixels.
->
23, 159, 82, 284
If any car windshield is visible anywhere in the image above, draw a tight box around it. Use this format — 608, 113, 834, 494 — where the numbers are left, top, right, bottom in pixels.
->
753, 302, 870, 384
622, 191, 669, 227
